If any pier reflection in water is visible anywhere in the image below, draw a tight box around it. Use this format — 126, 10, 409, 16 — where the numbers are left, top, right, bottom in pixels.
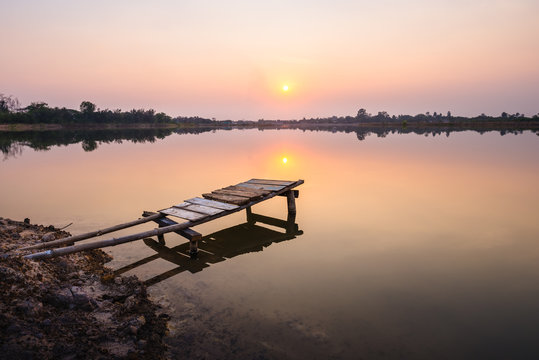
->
114, 212, 302, 287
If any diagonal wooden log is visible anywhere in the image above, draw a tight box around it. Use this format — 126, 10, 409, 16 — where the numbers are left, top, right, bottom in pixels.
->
24, 220, 192, 260
19, 213, 164, 252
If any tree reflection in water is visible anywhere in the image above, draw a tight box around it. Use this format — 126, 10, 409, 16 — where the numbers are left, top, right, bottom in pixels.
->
2, 125, 537, 160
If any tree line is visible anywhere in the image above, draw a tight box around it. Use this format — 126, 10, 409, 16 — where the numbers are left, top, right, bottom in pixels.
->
1, 94, 538, 126
0, 95, 214, 125
288, 108, 539, 125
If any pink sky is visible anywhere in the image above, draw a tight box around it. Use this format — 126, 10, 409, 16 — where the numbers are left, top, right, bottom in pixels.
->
2, 0, 538, 120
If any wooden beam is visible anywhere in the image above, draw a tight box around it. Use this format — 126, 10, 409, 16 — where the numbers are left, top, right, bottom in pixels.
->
25, 220, 194, 260
142, 211, 202, 240
18, 213, 164, 252
278, 190, 299, 198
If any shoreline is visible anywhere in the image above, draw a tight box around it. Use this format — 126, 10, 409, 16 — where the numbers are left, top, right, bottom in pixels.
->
0, 217, 168, 359
1, 119, 539, 133
0, 123, 180, 132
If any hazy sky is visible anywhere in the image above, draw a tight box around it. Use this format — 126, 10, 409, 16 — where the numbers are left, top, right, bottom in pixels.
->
2, 0, 538, 119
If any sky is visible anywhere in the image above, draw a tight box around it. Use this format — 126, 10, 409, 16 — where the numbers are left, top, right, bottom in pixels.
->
1, 0, 538, 120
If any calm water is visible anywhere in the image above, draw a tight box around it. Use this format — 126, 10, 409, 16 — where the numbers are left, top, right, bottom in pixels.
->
2, 129, 539, 359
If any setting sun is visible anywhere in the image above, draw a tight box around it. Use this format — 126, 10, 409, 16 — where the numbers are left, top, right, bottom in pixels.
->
282, 85, 289, 92
282, 157, 288, 163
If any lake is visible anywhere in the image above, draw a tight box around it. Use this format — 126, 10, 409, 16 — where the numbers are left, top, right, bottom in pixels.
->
2, 128, 539, 359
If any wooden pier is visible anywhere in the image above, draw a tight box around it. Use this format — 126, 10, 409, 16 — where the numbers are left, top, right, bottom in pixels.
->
20, 179, 304, 260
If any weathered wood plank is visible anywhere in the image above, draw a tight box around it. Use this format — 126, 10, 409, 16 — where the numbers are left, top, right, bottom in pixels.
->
212, 189, 259, 199
184, 197, 239, 210
173, 202, 191, 208
202, 192, 250, 205
223, 185, 270, 196
160, 207, 208, 221
212, 190, 251, 198
236, 182, 286, 191
176, 203, 224, 216
247, 179, 295, 186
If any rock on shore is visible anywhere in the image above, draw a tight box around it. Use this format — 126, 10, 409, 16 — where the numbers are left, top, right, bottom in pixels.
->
0, 217, 168, 359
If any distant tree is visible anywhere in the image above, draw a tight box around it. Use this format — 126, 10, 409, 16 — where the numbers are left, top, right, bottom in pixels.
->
374, 111, 390, 122
356, 108, 370, 121
447, 111, 452, 118
501, 112, 508, 118
0, 94, 20, 113
25, 102, 51, 123
80, 101, 96, 114
0, 98, 8, 113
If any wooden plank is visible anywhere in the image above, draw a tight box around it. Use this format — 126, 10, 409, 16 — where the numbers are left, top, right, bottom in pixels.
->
160, 207, 208, 221
212, 189, 260, 199
184, 197, 239, 210
236, 182, 286, 191
202, 192, 250, 205
176, 203, 224, 216
212, 189, 251, 198
223, 185, 270, 196
247, 179, 295, 186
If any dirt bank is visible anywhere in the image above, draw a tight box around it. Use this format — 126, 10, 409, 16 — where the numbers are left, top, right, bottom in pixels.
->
0, 217, 168, 359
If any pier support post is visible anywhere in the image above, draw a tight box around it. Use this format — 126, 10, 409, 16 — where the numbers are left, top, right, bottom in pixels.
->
157, 233, 166, 245
286, 212, 297, 234
189, 239, 199, 258
157, 224, 166, 245
286, 190, 296, 215
246, 206, 254, 225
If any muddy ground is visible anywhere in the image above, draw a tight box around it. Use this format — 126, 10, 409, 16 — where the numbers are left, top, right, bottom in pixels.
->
0, 217, 168, 359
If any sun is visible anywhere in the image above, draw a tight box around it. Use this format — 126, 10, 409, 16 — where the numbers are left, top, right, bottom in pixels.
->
282, 84, 289, 92
282, 157, 288, 164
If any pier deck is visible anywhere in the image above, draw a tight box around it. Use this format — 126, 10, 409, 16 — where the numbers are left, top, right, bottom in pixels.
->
21, 179, 304, 260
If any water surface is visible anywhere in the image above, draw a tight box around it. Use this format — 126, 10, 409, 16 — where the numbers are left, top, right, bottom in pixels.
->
1, 129, 539, 359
